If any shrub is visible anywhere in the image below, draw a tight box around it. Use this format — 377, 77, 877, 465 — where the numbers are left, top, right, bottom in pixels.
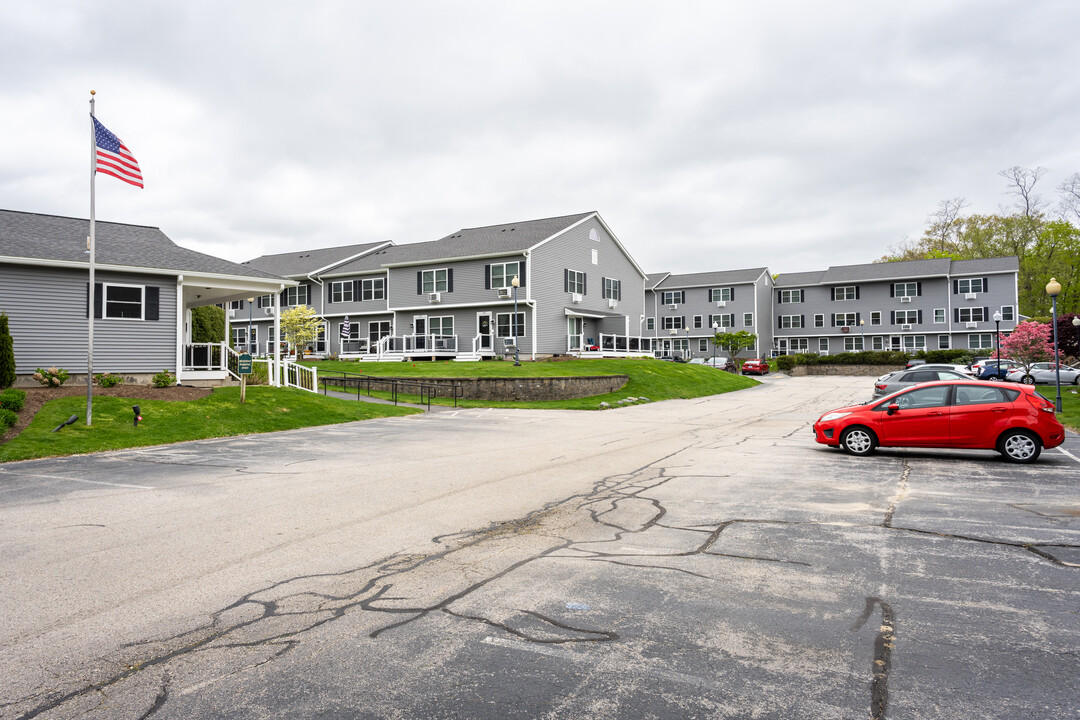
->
0, 388, 26, 412
0, 408, 16, 429
776, 351, 910, 370
151, 369, 176, 388
94, 372, 125, 388
33, 366, 69, 387
920, 349, 975, 365
775, 355, 796, 372
0, 313, 14, 390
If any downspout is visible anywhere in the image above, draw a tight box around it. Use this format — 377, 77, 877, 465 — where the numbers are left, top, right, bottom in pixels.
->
525, 250, 536, 360
308, 271, 325, 356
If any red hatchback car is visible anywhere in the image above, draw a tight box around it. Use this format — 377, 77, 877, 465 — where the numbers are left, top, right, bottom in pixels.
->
813, 380, 1064, 463
741, 359, 769, 375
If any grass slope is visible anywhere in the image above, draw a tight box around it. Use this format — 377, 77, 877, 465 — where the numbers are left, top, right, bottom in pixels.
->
309, 357, 759, 409
0, 386, 420, 463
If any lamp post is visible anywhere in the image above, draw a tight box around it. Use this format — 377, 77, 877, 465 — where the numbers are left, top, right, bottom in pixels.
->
684, 327, 690, 361
1073, 316, 1080, 362
859, 318, 865, 351
993, 310, 1002, 361
511, 275, 521, 366
1047, 278, 1063, 412
708, 321, 717, 367
247, 297, 254, 354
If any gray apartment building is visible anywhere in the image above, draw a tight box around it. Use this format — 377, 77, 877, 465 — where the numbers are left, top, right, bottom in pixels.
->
772, 257, 1020, 355
645, 269, 774, 359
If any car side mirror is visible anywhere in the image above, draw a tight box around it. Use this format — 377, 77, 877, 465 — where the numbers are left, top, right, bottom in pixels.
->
887, 403, 899, 416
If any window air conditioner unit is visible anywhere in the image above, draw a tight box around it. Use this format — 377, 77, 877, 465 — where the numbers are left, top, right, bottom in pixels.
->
608, 299, 618, 309
497, 288, 512, 299
668, 303, 678, 310
965, 292, 977, 300
901, 324, 912, 330
715, 300, 726, 307
228, 308, 236, 318
428, 292, 441, 303
900, 296, 912, 303
966, 321, 978, 328
572, 293, 583, 303
264, 307, 275, 316
503, 337, 517, 348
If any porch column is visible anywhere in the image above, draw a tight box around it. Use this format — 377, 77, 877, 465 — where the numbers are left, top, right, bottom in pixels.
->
175, 276, 184, 380
273, 287, 282, 386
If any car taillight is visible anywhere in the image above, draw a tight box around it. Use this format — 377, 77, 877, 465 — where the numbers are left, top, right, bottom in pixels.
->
1025, 393, 1056, 413
875, 384, 887, 390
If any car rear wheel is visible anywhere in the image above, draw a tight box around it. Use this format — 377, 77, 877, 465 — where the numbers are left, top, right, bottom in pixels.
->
986, 375, 1000, 382
1021, 374, 1036, 385
998, 429, 1041, 463
840, 426, 877, 457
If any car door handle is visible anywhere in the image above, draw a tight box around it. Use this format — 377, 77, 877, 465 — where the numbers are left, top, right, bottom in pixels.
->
927, 411, 945, 416
992, 407, 1007, 412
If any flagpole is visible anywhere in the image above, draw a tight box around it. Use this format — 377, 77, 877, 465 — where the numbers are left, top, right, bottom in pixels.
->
87, 90, 96, 426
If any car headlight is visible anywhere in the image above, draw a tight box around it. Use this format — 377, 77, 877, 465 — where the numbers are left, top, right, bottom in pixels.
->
820, 411, 852, 422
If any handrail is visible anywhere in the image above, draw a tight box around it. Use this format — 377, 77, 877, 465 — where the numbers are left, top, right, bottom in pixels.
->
318, 370, 464, 409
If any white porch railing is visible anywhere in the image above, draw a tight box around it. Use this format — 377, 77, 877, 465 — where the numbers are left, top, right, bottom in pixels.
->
184, 342, 226, 371
598, 334, 655, 354
403, 334, 459, 353
281, 361, 318, 392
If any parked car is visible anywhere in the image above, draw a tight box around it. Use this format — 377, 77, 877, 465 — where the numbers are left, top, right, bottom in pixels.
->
814, 380, 1064, 463
872, 368, 972, 399
1005, 362, 1080, 386
905, 358, 926, 369
741, 359, 769, 375
975, 359, 1020, 381
702, 356, 737, 372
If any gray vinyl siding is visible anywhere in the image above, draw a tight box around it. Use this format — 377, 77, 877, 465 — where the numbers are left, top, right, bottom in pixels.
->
321, 271, 391, 316
1, 264, 176, 374
529, 217, 646, 355
753, 271, 773, 358
385, 255, 528, 311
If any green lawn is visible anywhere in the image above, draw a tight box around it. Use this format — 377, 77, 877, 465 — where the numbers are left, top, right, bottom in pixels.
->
0, 386, 421, 463
1037, 383, 1080, 432
307, 357, 759, 410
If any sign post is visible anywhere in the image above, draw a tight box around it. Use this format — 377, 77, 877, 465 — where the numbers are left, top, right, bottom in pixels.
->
238, 353, 252, 403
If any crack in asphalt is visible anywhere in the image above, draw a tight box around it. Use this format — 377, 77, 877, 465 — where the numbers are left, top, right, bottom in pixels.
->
852, 597, 895, 720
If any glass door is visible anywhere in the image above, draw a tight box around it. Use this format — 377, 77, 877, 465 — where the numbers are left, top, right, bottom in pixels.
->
568, 317, 583, 351
478, 313, 492, 350
414, 316, 427, 350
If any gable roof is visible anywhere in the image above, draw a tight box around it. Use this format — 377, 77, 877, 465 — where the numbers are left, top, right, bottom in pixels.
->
650, 267, 769, 289
776, 256, 1019, 287
0, 209, 283, 280
242, 240, 391, 277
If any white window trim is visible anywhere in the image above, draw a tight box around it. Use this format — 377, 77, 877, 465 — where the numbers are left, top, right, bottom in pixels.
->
103, 282, 145, 320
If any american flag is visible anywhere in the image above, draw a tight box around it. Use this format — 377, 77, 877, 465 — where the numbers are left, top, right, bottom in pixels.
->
93, 117, 143, 188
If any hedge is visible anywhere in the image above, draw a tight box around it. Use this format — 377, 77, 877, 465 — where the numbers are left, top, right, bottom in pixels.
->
775, 348, 977, 372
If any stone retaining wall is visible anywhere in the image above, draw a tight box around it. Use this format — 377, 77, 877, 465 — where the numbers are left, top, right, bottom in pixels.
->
330, 375, 630, 401
787, 364, 905, 377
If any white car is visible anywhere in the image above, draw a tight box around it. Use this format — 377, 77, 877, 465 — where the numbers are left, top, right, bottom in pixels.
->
1005, 362, 1080, 385
874, 363, 974, 383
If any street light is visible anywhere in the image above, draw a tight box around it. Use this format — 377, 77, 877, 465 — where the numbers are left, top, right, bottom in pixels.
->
1073, 316, 1080, 362
1047, 278, 1063, 412
511, 275, 521, 366
859, 318, 865, 351
684, 326, 690, 361
708, 321, 717, 367
993, 310, 1002, 361
247, 297, 255, 354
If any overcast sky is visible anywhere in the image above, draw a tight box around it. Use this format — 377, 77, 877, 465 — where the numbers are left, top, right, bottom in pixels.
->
4, 1, 1079, 275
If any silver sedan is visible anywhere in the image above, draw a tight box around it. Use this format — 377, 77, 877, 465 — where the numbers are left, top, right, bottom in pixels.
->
872, 368, 973, 399
1005, 362, 1080, 385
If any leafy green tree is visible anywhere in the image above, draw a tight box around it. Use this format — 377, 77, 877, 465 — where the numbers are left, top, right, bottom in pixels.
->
714, 330, 757, 357
0, 313, 14, 389
190, 305, 225, 343
280, 305, 322, 357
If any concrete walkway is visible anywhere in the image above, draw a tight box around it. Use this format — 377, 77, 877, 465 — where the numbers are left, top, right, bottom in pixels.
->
316, 385, 455, 411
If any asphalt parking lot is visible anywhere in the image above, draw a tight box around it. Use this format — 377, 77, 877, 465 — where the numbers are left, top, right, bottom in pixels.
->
1, 375, 1078, 719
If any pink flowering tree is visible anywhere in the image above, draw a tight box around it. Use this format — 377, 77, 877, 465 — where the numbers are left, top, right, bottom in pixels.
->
999, 321, 1054, 375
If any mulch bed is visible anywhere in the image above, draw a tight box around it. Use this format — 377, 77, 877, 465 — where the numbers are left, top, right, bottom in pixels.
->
1, 385, 212, 445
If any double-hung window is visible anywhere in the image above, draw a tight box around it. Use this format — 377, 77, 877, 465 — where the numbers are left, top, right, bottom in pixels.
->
496, 312, 525, 337
490, 262, 521, 289
956, 278, 985, 294
833, 312, 858, 327
603, 277, 622, 300
892, 282, 919, 298
959, 307, 985, 323
833, 286, 857, 301
661, 316, 684, 330
870, 311, 882, 326
814, 314, 825, 328
422, 269, 449, 294
104, 284, 143, 319
284, 285, 309, 307
968, 334, 993, 349
743, 312, 753, 327
778, 289, 803, 303
1000, 305, 1015, 321
566, 269, 586, 295
789, 338, 809, 352
330, 281, 353, 303
780, 315, 803, 329
429, 316, 454, 337
711, 314, 734, 328
661, 290, 684, 305
710, 287, 734, 302
895, 310, 918, 325
844, 336, 864, 351
362, 278, 385, 301
934, 308, 946, 324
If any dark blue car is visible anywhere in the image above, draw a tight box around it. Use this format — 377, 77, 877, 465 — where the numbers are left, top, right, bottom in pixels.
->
977, 360, 1019, 381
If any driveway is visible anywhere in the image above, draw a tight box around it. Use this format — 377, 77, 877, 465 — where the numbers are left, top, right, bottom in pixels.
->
1, 375, 1078, 719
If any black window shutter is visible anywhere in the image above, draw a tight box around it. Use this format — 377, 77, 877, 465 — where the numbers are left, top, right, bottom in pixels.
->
800, 314, 805, 328
983, 277, 989, 291
447, 269, 454, 293
145, 286, 159, 321
777, 290, 782, 303
890, 284, 895, 298
280, 289, 286, 305
518, 265, 525, 288
94, 282, 103, 319
777, 316, 782, 329
983, 306, 989, 321
799, 289, 804, 303
305, 284, 312, 304
730, 287, 736, 301
917, 281, 922, 296
890, 311, 896, 325
831, 314, 836, 327
617, 282, 621, 301
917, 310, 922, 324
582, 275, 587, 296
831, 287, 836, 301
564, 269, 569, 293
326, 286, 334, 304
484, 265, 491, 290
603, 277, 609, 298
855, 286, 860, 299
706, 288, 712, 302
954, 308, 960, 323
354, 280, 361, 299
953, 279, 959, 294
856, 312, 861, 325
417, 271, 423, 295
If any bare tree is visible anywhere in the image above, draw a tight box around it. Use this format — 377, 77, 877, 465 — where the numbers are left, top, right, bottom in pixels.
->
999, 166, 1048, 218
927, 197, 969, 253
1057, 172, 1080, 223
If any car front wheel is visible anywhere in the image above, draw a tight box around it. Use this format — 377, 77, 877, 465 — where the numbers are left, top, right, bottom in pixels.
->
986, 375, 1000, 382
840, 426, 877, 457
999, 429, 1041, 463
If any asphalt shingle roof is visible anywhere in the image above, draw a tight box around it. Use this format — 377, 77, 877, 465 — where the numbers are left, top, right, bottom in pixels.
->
0, 209, 283, 280
651, 267, 769, 289
242, 240, 390, 276
776, 256, 1018, 286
